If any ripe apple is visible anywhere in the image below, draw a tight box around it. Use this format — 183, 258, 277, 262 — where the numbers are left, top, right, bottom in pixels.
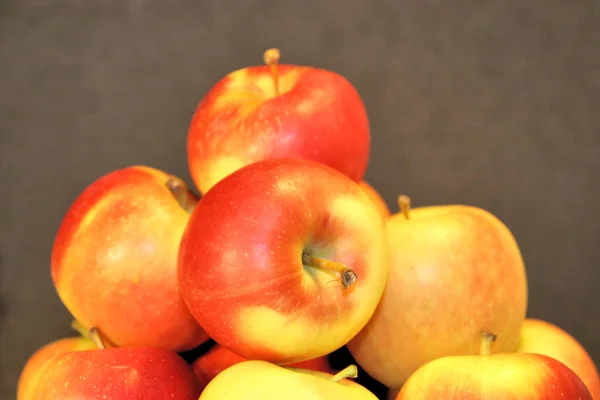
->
517, 318, 600, 399
359, 181, 391, 218
199, 361, 378, 399
347, 195, 528, 388
192, 344, 335, 391
50, 166, 208, 352
178, 158, 388, 365
395, 332, 593, 399
186, 47, 371, 194
32, 345, 202, 399
17, 335, 96, 400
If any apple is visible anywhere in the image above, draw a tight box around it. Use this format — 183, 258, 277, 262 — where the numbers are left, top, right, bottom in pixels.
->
199, 361, 378, 399
192, 344, 335, 391
359, 181, 391, 219
347, 195, 528, 388
395, 331, 593, 399
50, 166, 208, 352
32, 344, 201, 399
186, 47, 371, 194
17, 334, 96, 400
517, 318, 600, 399
178, 158, 388, 365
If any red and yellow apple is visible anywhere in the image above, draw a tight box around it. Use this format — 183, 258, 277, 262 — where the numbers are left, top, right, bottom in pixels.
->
32, 345, 201, 399
517, 318, 600, 399
347, 195, 528, 388
178, 158, 388, 364
395, 332, 593, 399
359, 181, 391, 219
192, 344, 335, 391
199, 361, 378, 399
187, 48, 371, 194
17, 335, 96, 400
50, 166, 208, 352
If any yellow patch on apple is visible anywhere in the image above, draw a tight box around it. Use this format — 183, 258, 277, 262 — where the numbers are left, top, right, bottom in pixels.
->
235, 306, 348, 364
202, 156, 246, 194
199, 360, 378, 399
212, 67, 301, 117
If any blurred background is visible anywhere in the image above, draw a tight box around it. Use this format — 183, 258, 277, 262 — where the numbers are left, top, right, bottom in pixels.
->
1, 1, 599, 399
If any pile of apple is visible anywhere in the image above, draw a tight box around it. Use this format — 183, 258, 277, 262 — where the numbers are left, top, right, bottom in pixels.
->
17, 48, 599, 400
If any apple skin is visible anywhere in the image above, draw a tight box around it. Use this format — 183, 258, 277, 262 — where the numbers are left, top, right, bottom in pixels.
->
395, 352, 593, 400
186, 60, 370, 194
51, 166, 208, 352
32, 346, 202, 399
359, 181, 391, 219
347, 203, 528, 388
17, 336, 96, 400
199, 360, 378, 400
517, 318, 600, 399
178, 158, 388, 365
192, 344, 335, 391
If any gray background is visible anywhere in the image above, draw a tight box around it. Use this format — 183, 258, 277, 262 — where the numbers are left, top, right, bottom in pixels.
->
1, 1, 599, 398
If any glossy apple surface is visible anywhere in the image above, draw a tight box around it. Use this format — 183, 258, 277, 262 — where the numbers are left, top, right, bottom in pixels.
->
187, 48, 370, 194
17, 336, 96, 400
348, 197, 528, 388
33, 346, 201, 399
396, 352, 592, 399
199, 361, 378, 399
178, 158, 388, 364
51, 166, 208, 352
192, 344, 334, 390
517, 318, 600, 399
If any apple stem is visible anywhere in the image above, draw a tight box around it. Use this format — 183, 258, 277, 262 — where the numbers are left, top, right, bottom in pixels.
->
89, 327, 106, 350
331, 365, 358, 382
398, 195, 411, 219
480, 331, 497, 356
165, 175, 197, 214
302, 253, 357, 289
71, 319, 90, 338
263, 48, 281, 96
